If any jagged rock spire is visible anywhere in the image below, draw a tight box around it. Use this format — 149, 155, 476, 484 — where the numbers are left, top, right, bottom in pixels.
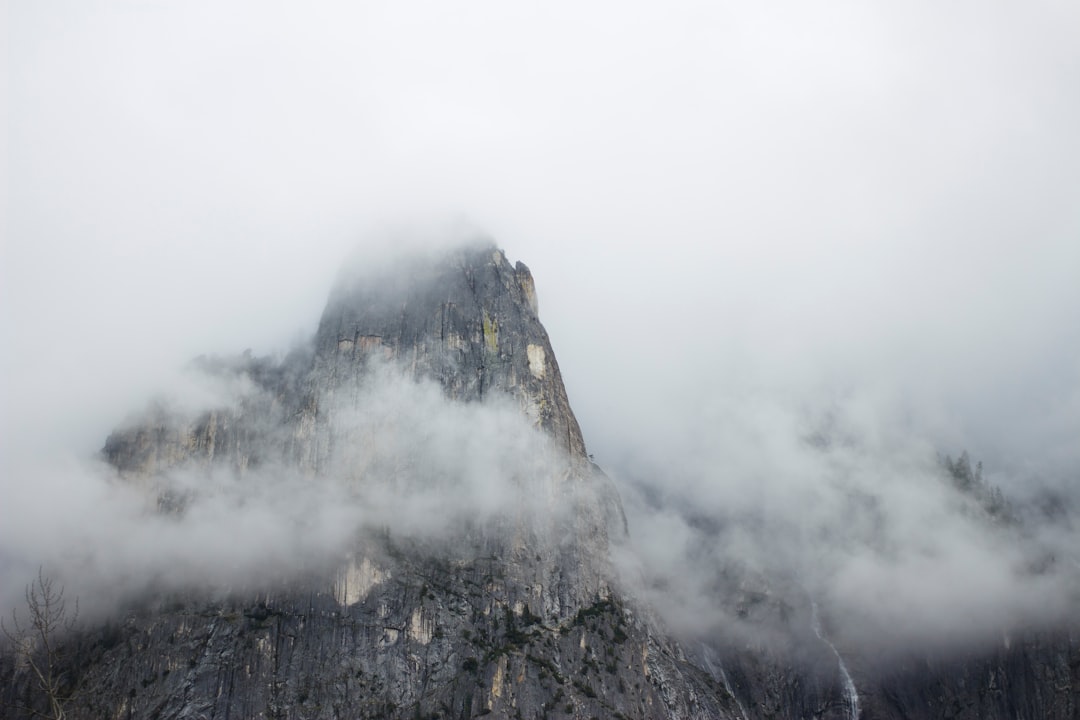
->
314, 242, 588, 461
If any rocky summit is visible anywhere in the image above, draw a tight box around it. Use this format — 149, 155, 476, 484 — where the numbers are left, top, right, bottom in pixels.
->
2, 241, 1078, 719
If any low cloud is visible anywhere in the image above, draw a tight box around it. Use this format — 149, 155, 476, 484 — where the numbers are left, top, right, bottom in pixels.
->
612, 388, 1080, 657
1, 250, 1077, 660
0, 356, 578, 622
4, 0, 1080, 665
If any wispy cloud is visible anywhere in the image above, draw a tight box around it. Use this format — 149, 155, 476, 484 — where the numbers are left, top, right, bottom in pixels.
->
4, 0, 1079, 654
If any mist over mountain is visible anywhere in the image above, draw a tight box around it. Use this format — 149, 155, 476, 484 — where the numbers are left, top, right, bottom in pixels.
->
4, 2, 1080, 718
6, 237, 1075, 652
2, 240, 1079, 719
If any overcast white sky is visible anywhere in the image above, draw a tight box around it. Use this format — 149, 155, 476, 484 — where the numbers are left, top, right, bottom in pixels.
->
4, 0, 1080, 493
3, 1, 1080, 652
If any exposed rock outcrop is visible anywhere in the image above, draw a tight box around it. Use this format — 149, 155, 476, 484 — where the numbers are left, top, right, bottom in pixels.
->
3, 241, 1077, 720
7, 242, 731, 720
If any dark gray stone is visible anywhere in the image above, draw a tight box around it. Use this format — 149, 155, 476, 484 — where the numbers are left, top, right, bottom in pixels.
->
4, 241, 1077, 720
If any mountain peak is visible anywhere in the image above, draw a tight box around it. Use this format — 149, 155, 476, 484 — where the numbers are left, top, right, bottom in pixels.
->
11, 238, 1079, 720
315, 244, 587, 460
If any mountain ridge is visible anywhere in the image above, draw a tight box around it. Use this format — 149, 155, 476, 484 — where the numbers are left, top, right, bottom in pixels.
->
2, 241, 1077, 720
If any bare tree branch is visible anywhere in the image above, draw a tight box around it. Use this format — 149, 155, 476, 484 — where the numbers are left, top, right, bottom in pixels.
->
2, 568, 80, 720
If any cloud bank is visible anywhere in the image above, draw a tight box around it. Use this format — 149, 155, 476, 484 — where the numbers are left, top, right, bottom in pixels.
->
4, 0, 1080, 656
0, 356, 577, 621
613, 390, 1079, 656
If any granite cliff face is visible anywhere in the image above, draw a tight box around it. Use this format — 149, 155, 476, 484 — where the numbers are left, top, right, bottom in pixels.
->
2, 242, 1077, 720
4, 243, 732, 720
314, 246, 585, 460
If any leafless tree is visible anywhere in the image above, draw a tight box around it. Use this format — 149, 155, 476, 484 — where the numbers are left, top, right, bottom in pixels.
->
1, 568, 79, 720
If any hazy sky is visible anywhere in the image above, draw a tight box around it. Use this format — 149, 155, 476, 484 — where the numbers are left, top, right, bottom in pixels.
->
3, 0, 1080, 645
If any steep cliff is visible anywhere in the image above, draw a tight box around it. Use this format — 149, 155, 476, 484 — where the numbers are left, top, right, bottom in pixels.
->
3, 242, 734, 720
2, 242, 1077, 720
